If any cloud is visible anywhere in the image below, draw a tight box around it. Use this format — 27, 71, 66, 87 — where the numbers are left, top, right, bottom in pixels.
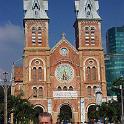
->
0, 22, 24, 72
0, 22, 23, 43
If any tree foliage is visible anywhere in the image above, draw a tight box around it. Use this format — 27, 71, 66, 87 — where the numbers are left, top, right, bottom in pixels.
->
88, 101, 121, 123
0, 94, 36, 124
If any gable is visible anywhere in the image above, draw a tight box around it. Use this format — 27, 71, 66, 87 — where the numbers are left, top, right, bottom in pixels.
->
50, 36, 78, 55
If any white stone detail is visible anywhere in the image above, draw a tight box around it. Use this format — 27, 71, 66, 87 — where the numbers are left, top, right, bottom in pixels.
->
80, 98, 85, 123
24, 0, 48, 19
75, 0, 101, 19
53, 91, 78, 98
48, 99, 52, 114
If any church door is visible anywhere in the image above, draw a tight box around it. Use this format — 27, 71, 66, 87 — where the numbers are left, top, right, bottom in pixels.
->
58, 104, 72, 123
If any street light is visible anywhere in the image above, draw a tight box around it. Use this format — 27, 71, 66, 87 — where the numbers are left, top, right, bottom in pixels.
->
120, 85, 124, 124
0, 72, 11, 124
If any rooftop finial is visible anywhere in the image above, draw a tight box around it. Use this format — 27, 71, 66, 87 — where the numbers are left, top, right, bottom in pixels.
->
62, 32, 66, 39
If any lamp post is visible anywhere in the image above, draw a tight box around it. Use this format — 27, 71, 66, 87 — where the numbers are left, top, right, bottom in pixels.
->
0, 72, 11, 124
120, 85, 124, 124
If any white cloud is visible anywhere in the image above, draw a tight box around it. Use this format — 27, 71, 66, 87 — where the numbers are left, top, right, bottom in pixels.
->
0, 22, 23, 43
0, 22, 24, 72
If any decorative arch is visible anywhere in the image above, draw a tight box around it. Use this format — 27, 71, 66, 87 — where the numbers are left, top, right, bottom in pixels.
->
83, 57, 100, 81
29, 58, 46, 81
59, 103, 73, 112
86, 103, 96, 113
34, 104, 45, 112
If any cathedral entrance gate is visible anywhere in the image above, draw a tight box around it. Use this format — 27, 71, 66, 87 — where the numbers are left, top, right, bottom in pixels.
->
58, 104, 72, 123
33, 106, 44, 123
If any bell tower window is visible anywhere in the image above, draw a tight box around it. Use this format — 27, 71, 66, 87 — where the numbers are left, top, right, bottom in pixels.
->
38, 27, 42, 44
32, 27, 36, 44
84, 26, 96, 46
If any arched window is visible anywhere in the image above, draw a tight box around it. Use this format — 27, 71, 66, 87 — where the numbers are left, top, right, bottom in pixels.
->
87, 67, 91, 81
57, 86, 62, 91
87, 86, 91, 96
93, 86, 97, 95
32, 27, 36, 44
85, 26, 90, 46
38, 27, 42, 44
32, 67, 36, 81
92, 67, 96, 80
38, 67, 42, 80
69, 86, 73, 91
30, 59, 45, 82
63, 86, 67, 91
39, 87, 43, 98
91, 26, 95, 33
85, 26, 89, 32
33, 87, 37, 97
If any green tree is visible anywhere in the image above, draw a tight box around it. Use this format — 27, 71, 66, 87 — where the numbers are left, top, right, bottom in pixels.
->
87, 101, 121, 123
0, 94, 35, 124
8, 95, 35, 124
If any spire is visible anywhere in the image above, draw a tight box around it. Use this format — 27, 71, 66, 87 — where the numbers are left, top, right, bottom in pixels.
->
75, 0, 101, 20
24, 0, 48, 19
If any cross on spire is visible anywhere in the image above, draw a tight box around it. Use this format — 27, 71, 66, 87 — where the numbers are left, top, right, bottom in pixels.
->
62, 32, 66, 39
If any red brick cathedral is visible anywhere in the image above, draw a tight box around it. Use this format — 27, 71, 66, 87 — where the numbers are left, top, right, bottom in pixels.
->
12, 0, 107, 123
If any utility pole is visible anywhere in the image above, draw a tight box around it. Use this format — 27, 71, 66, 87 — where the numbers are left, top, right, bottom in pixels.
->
3, 72, 9, 124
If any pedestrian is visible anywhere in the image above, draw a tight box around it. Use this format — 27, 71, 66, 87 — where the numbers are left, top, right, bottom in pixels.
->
38, 112, 52, 124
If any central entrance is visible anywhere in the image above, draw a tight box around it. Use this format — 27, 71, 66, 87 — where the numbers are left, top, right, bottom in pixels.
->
33, 106, 44, 123
58, 104, 72, 123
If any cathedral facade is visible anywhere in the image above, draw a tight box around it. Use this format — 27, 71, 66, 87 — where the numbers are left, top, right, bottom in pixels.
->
12, 0, 107, 123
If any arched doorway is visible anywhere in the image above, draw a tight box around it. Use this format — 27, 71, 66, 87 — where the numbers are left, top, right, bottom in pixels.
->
87, 105, 96, 124
58, 104, 72, 123
33, 106, 44, 123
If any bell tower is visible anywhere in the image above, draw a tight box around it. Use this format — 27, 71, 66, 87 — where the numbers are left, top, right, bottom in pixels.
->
74, 0, 102, 49
23, 0, 50, 99
23, 0, 49, 48
74, 0, 107, 117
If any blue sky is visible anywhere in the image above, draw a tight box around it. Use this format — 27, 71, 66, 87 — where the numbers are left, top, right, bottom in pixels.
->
0, 0, 124, 73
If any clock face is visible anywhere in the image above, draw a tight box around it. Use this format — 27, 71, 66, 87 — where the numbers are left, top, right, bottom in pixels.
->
55, 64, 74, 82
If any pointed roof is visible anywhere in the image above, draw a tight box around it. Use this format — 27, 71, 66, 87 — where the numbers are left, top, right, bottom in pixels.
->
50, 33, 78, 54
24, 0, 48, 19
75, 0, 101, 20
